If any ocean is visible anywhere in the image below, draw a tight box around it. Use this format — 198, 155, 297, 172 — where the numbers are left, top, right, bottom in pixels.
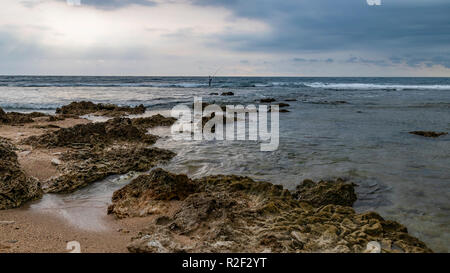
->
1, 76, 449, 252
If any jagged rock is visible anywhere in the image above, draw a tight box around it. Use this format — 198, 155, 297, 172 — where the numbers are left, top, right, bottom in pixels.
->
55, 101, 146, 117
293, 179, 357, 207
409, 131, 448, 138
0, 107, 47, 125
45, 146, 175, 194
0, 137, 43, 210
221, 92, 234, 96
0, 108, 8, 123
108, 168, 197, 218
108, 169, 431, 253
131, 114, 176, 129
22, 117, 158, 148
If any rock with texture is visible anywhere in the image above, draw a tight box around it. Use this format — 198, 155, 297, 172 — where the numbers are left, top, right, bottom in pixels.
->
0, 137, 43, 210
108, 169, 431, 253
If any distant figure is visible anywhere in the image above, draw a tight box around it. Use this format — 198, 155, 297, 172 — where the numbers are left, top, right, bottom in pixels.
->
208, 76, 213, 87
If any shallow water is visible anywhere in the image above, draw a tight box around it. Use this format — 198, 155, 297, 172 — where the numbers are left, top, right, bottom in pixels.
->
2, 76, 449, 252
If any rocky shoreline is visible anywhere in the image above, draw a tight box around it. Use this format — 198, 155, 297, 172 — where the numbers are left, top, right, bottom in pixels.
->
0, 102, 434, 253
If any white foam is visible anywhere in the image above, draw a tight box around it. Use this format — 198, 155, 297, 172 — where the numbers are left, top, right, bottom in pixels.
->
303, 82, 450, 90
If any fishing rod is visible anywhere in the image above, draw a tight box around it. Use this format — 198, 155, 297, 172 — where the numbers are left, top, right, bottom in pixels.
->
209, 66, 222, 87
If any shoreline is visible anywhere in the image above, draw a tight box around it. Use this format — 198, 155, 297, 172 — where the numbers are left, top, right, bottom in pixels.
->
0, 102, 437, 253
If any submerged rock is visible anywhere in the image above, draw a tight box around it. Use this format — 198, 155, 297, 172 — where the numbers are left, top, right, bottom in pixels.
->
55, 101, 146, 117
109, 169, 431, 253
260, 98, 276, 103
0, 137, 43, 210
221, 92, 234, 96
293, 179, 357, 207
409, 131, 448, 138
22, 117, 158, 148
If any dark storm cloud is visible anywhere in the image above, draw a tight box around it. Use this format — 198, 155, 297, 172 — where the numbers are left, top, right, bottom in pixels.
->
193, 0, 450, 68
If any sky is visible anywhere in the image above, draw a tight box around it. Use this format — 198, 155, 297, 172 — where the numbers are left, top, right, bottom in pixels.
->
0, 0, 449, 76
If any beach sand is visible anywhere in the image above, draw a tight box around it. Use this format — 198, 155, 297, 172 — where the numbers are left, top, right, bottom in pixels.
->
0, 115, 178, 253
0, 206, 157, 253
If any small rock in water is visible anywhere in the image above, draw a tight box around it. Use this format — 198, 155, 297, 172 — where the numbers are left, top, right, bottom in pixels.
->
409, 131, 448, 138
260, 98, 276, 103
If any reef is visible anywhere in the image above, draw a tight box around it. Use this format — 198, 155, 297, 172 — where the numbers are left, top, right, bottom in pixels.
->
55, 101, 146, 117
108, 168, 432, 253
21, 117, 158, 148
45, 145, 175, 194
0, 137, 43, 210
20, 115, 177, 194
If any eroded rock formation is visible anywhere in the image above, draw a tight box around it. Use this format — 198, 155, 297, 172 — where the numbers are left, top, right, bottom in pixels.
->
45, 146, 175, 193
22, 117, 158, 148
55, 101, 146, 117
0, 137, 43, 210
108, 169, 431, 253
0, 107, 48, 125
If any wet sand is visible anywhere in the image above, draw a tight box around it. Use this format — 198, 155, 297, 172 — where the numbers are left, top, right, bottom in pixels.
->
0, 116, 141, 253
0, 205, 156, 253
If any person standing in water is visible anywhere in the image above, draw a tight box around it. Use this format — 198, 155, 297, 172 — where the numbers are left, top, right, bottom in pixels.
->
208, 76, 213, 87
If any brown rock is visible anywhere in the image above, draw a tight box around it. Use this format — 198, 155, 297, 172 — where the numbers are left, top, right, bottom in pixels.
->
45, 146, 175, 194
131, 114, 176, 129
55, 101, 146, 117
0, 107, 48, 125
107, 169, 431, 253
0, 137, 43, 210
293, 178, 357, 207
108, 168, 197, 218
22, 117, 158, 148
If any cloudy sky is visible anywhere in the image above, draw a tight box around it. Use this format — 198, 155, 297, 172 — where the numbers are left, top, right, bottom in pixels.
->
1, 0, 449, 76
